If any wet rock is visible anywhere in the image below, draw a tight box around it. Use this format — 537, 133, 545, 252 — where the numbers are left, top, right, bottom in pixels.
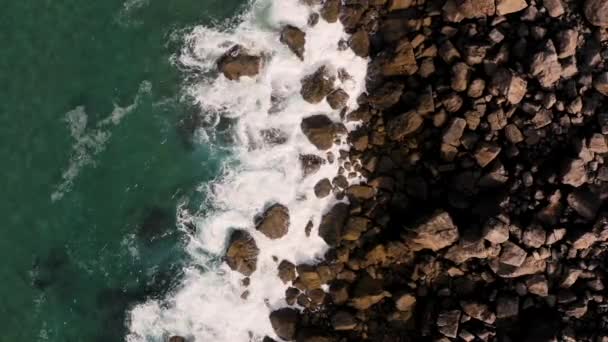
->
278, 260, 297, 284
256, 204, 290, 239
381, 39, 418, 76
339, 4, 366, 31
300, 154, 326, 177
217, 45, 262, 80
296, 265, 322, 290
490, 68, 527, 104
526, 275, 549, 297
225, 230, 259, 276
280, 26, 306, 60
326, 89, 349, 110
496, 0, 528, 15
345, 185, 375, 201
561, 159, 588, 187
388, 0, 413, 11
460, 301, 496, 324
331, 311, 357, 331
386, 111, 424, 140
320, 0, 340, 23
318, 203, 349, 246
349, 29, 369, 58
300, 66, 335, 104
269, 308, 299, 341
406, 211, 459, 252
169, 336, 186, 342
350, 275, 389, 310
437, 310, 461, 338
367, 82, 404, 110
301, 115, 337, 150
342, 216, 370, 241
314, 179, 332, 198
585, 0, 608, 27
474, 142, 501, 168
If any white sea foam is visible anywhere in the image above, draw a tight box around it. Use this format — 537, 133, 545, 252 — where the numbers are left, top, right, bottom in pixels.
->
52, 81, 151, 202
127, 0, 368, 341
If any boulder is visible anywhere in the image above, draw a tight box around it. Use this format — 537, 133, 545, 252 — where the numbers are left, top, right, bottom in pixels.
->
395, 293, 416, 312
499, 242, 527, 267
225, 230, 260, 276
269, 308, 299, 341
444, 239, 494, 264
555, 29, 578, 59
594, 72, 608, 96
381, 38, 418, 76
300, 154, 326, 177
482, 218, 509, 244
217, 45, 262, 80
567, 188, 601, 220
318, 203, 349, 246
300, 66, 335, 104
345, 185, 375, 201
460, 301, 496, 324
301, 115, 337, 150
278, 260, 297, 284
490, 68, 527, 104
437, 310, 461, 338
331, 311, 357, 331
342, 216, 370, 241
585, 0, 608, 27
490, 255, 546, 278
320, 0, 340, 23
314, 178, 332, 198
496, 0, 528, 15
256, 204, 290, 239
169, 337, 186, 342
387, 111, 424, 140
474, 142, 501, 168
326, 89, 349, 110
350, 276, 389, 310
561, 158, 587, 187
349, 29, 369, 58
496, 295, 519, 319
443, 0, 495, 21
526, 275, 549, 297
543, 0, 565, 17
280, 26, 306, 60
405, 211, 459, 252
530, 40, 562, 88
367, 82, 404, 110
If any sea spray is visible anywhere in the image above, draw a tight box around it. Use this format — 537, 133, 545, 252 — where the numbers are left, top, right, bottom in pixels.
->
127, 0, 367, 340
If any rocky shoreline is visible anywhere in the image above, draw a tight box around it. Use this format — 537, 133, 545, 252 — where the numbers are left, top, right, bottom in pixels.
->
176, 0, 608, 341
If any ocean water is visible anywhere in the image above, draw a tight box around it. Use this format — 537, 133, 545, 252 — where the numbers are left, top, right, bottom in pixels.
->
0, 0, 245, 341
128, 0, 368, 341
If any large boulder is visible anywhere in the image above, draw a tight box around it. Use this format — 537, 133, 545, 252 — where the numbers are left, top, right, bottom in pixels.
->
269, 308, 299, 341
256, 204, 290, 239
280, 26, 306, 60
380, 38, 418, 76
217, 45, 262, 80
301, 115, 338, 150
405, 211, 459, 252
225, 230, 259, 276
584, 0, 608, 27
319, 203, 350, 246
300, 66, 336, 103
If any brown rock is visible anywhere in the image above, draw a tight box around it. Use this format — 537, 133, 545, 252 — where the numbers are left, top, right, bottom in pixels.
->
588, 133, 608, 153
522, 225, 546, 248
269, 308, 299, 341
543, 0, 565, 17
331, 311, 357, 331
217, 45, 262, 80
320, 0, 340, 23
169, 336, 186, 342
585, 0, 608, 27
443, 118, 466, 146
561, 158, 587, 187
526, 275, 549, 297
280, 26, 306, 60
296, 265, 322, 290
496, 0, 528, 15
387, 111, 424, 140
225, 230, 259, 276
561, 268, 582, 288
451, 62, 471, 92
487, 109, 507, 131
318, 203, 349, 246
314, 179, 332, 198
342, 216, 370, 241
530, 40, 561, 88
301, 115, 337, 150
406, 211, 459, 252
496, 295, 519, 319
381, 39, 418, 76
572, 232, 598, 250
567, 188, 601, 220
490, 255, 546, 278
491, 68, 527, 104
350, 276, 389, 310
444, 239, 493, 264
395, 293, 416, 312
483, 218, 509, 244
367, 82, 404, 109
437, 310, 461, 338
300, 66, 335, 104
345, 185, 375, 201
339, 5, 366, 31
443, 0, 495, 21
467, 79, 486, 98
499, 242, 527, 267
460, 301, 496, 324
505, 124, 524, 144
300, 154, 326, 177
594, 72, 608, 96
256, 204, 290, 239
474, 142, 501, 168
388, 0, 413, 11
555, 29, 578, 59
349, 30, 369, 58
326, 89, 349, 110
278, 260, 296, 284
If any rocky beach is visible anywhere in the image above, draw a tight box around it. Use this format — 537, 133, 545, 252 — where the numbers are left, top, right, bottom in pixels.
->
134, 0, 608, 341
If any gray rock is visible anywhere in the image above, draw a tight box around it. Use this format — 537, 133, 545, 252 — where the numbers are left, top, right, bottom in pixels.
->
314, 179, 332, 198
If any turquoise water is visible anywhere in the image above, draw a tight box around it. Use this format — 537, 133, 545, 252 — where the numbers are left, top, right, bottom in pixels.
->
0, 0, 244, 340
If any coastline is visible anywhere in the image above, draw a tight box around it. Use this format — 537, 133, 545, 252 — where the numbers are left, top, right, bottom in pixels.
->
136, 0, 608, 341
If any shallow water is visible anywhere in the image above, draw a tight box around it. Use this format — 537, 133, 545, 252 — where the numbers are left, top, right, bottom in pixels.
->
0, 0, 245, 340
